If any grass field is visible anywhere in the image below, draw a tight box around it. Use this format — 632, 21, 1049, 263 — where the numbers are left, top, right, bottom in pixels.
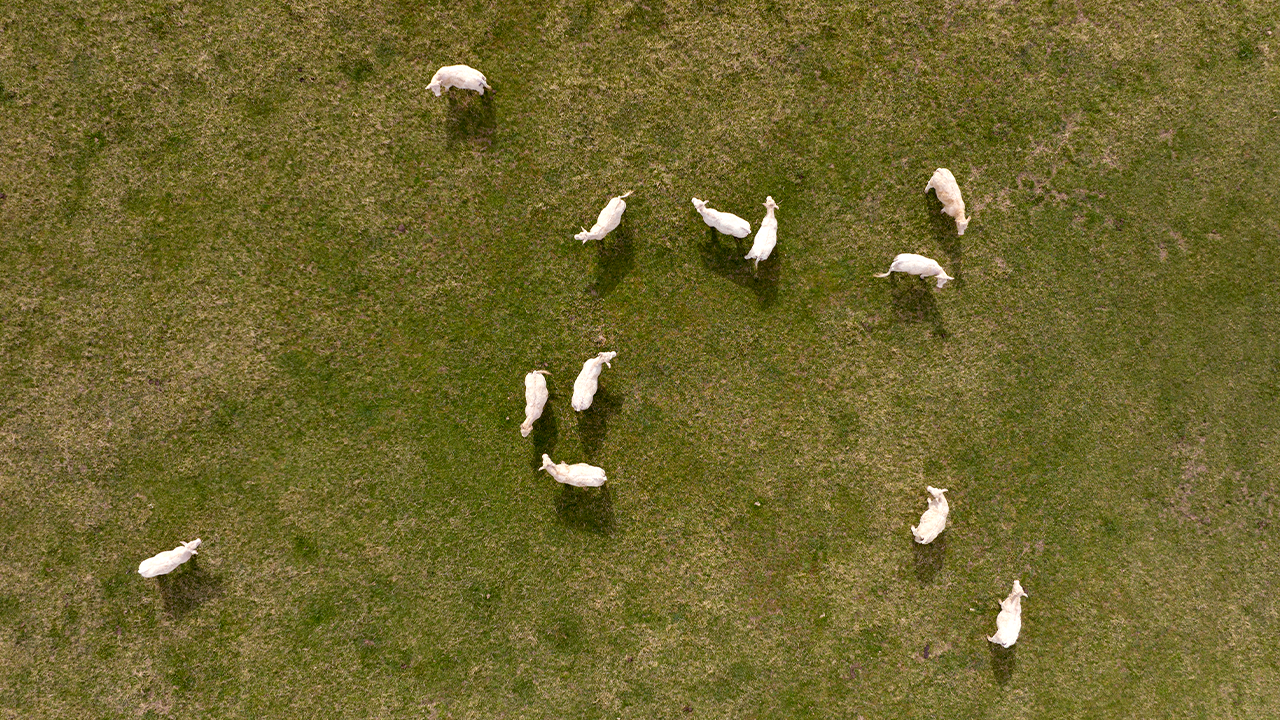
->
2, 0, 1279, 717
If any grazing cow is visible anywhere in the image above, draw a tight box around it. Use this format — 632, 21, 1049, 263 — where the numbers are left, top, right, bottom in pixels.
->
138, 539, 202, 578
988, 580, 1028, 648
521, 370, 550, 438
745, 196, 779, 270
874, 253, 955, 288
692, 197, 751, 238
572, 351, 617, 412
575, 192, 633, 243
540, 454, 608, 487
925, 168, 969, 235
427, 64, 491, 96
911, 486, 949, 544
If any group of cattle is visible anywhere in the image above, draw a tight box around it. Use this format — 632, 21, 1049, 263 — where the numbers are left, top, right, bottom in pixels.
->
134, 61, 1026, 657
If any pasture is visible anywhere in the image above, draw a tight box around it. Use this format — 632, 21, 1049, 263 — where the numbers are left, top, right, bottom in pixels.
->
1, 0, 1278, 717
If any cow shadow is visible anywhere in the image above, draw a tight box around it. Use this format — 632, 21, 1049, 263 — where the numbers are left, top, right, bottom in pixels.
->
697, 225, 780, 309
925, 190, 964, 287
989, 642, 1016, 685
587, 220, 635, 298
577, 385, 622, 460
554, 484, 615, 535
888, 274, 949, 338
155, 557, 224, 620
912, 533, 946, 583
445, 90, 496, 147
529, 387, 559, 471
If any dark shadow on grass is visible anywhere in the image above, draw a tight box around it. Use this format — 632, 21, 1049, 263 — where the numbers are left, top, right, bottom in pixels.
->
888, 275, 949, 338
445, 91, 496, 148
155, 558, 223, 620
925, 190, 964, 288
529, 392, 559, 470
587, 220, 635, 298
989, 642, 1016, 685
577, 385, 622, 460
554, 484, 614, 535
912, 533, 946, 583
697, 225, 780, 309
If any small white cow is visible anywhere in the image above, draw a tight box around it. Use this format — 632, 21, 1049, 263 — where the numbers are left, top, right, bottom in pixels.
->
540, 454, 608, 487
575, 192, 632, 243
910, 486, 949, 544
745, 196, 779, 270
692, 197, 751, 238
427, 64, 491, 96
572, 351, 616, 411
925, 168, 969, 235
138, 539, 202, 578
987, 580, 1028, 648
520, 370, 550, 437
874, 253, 955, 288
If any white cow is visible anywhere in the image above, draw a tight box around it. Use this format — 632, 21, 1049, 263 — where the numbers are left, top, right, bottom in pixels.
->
910, 486, 949, 544
540, 454, 608, 487
925, 168, 969, 235
138, 539, 202, 578
874, 253, 955, 288
571, 351, 616, 412
520, 370, 550, 437
427, 64, 491, 96
745, 196, 779, 270
575, 192, 632, 243
692, 197, 751, 238
988, 580, 1028, 648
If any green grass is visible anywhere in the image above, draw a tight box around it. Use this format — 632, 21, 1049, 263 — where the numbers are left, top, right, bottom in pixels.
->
2, 0, 1279, 717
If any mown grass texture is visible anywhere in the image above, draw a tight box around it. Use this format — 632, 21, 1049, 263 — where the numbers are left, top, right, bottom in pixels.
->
1, 0, 1279, 717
